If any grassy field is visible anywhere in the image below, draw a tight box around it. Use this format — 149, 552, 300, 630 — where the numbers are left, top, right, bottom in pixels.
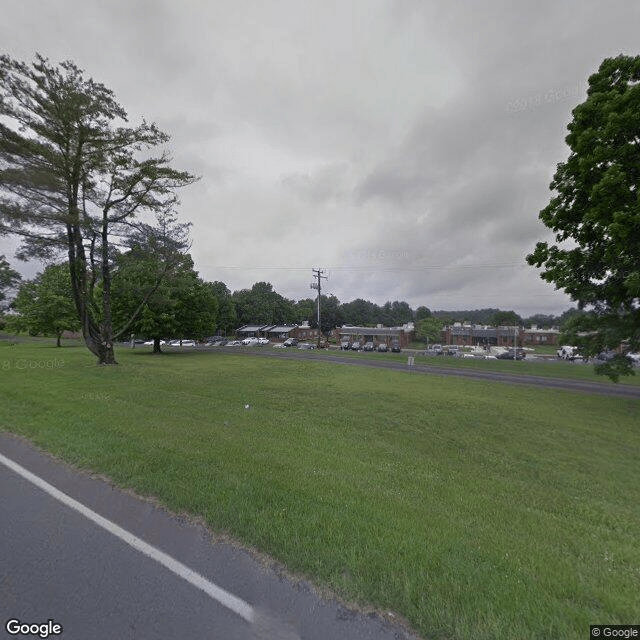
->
1, 340, 639, 639
264, 343, 640, 386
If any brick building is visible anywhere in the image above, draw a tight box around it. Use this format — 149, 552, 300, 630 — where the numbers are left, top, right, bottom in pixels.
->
442, 323, 559, 347
333, 323, 415, 348
236, 321, 321, 342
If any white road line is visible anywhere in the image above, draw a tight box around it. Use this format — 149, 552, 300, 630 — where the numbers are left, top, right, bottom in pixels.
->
0, 451, 255, 624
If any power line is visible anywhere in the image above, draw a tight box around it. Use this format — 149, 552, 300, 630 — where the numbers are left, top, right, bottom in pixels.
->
201, 262, 526, 272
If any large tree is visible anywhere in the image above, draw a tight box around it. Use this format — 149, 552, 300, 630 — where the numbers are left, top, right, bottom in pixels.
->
0, 254, 21, 310
527, 55, 640, 380
10, 262, 79, 346
0, 55, 196, 364
111, 241, 217, 354
416, 316, 444, 345
490, 310, 522, 327
232, 282, 296, 326
208, 281, 237, 336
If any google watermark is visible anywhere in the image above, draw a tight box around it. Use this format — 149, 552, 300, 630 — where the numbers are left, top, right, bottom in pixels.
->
5, 618, 63, 638
591, 626, 640, 638
506, 81, 583, 114
1, 358, 65, 371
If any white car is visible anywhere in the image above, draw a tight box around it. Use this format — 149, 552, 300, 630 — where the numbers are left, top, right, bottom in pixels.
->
557, 345, 583, 361
626, 352, 640, 366
257, 338, 270, 345
241, 337, 260, 346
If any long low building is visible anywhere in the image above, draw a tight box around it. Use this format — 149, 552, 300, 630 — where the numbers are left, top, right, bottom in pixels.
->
442, 323, 559, 347
334, 323, 415, 348
236, 321, 321, 342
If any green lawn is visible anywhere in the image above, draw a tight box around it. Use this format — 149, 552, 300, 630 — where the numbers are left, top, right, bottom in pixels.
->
2, 341, 639, 639
286, 344, 640, 386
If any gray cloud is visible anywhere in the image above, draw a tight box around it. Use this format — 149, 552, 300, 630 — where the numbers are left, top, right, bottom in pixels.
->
1, 0, 638, 316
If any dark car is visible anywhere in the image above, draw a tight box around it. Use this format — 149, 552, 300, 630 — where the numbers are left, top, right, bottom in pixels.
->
283, 338, 298, 347
363, 341, 375, 351
391, 342, 401, 353
497, 348, 525, 360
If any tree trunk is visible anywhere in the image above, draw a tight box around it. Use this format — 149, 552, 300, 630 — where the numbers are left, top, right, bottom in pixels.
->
96, 340, 117, 365
81, 324, 117, 365
56, 332, 62, 348
153, 337, 163, 354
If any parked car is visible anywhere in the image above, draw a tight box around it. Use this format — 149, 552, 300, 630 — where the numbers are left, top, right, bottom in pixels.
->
363, 341, 375, 351
241, 337, 260, 346
257, 337, 270, 345
272, 343, 286, 348
211, 339, 228, 346
557, 345, 583, 361
283, 338, 298, 347
298, 342, 316, 350
351, 341, 361, 351
497, 348, 525, 360
391, 342, 401, 353
626, 352, 640, 366
226, 340, 242, 346
340, 340, 351, 350
377, 343, 388, 352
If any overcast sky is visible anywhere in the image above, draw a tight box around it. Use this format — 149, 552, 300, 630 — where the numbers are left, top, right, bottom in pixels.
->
1, 0, 638, 316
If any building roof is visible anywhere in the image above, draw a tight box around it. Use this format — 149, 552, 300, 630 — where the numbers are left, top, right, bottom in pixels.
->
267, 325, 298, 333
237, 324, 272, 333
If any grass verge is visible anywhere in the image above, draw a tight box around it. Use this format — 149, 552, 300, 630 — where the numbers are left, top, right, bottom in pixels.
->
1, 342, 639, 639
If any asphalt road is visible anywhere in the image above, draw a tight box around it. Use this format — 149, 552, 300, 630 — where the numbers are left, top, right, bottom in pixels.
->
205, 346, 640, 399
0, 433, 420, 640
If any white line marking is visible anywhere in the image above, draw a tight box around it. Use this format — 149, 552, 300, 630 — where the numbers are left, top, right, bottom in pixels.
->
0, 451, 255, 624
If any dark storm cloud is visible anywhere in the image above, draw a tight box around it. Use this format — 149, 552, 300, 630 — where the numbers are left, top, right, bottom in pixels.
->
1, 0, 639, 316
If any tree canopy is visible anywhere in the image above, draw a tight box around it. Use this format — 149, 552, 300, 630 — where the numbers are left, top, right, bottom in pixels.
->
416, 316, 444, 345
0, 54, 197, 363
111, 240, 217, 353
0, 254, 21, 310
527, 55, 640, 380
10, 262, 79, 346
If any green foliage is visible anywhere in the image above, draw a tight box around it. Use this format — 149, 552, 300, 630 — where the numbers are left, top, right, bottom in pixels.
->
521, 313, 557, 329
415, 316, 444, 344
527, 55, 640, 378
432, 308, 502, 324
10, 263, 79, 345
232, 282, 296, 326
209, 281, 237, 335
0, 254, 21, 308
415, 305, 431, 321
490, 310, 522, 327
111, 246, 217, 349
0, 54, 196, 363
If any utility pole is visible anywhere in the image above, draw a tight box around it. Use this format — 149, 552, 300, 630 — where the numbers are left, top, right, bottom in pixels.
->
310, 268, 328, 347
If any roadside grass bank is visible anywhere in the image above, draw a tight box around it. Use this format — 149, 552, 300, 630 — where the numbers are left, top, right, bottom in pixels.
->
1, 342, 639, 639
284, 345, 640, 386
